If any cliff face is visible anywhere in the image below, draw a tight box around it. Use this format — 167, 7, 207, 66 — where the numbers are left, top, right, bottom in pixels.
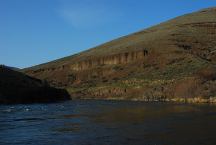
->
70, 50, 148, 71
23, 7, 216, 102
0, 66, 70, 104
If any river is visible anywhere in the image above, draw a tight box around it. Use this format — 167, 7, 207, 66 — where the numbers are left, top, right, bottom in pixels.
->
0, 100, 216, 145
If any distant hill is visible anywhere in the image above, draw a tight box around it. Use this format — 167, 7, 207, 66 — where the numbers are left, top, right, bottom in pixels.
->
0, 64, 20, 71
0, 65, 70, 104
23, 7, 216, 103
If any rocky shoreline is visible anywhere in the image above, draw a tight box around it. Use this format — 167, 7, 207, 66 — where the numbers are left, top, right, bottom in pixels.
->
72, 96, 216, 104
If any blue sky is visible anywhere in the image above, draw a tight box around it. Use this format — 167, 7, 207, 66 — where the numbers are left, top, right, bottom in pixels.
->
1, 0, 216, 68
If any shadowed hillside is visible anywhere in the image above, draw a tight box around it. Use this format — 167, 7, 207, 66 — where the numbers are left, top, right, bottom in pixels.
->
24, 7, 216, 103
0, 65, 70, 104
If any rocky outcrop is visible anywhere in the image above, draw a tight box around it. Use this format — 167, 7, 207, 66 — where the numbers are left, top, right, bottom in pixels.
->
71, 50, 148, 71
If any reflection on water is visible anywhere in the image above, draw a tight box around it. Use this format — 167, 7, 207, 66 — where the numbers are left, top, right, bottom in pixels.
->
0, 100, 216, 145
92, 105, 201, 124
53, 123, 81, 133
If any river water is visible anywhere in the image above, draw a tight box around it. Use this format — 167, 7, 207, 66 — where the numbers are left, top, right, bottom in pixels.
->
0, 100, 216, 145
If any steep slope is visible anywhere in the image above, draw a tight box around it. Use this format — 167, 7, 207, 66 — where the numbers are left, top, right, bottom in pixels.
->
24, 7, 216, 102
0, 65, 70, 104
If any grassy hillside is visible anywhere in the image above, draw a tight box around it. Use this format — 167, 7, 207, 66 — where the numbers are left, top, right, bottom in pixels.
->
23, 7, 216, 102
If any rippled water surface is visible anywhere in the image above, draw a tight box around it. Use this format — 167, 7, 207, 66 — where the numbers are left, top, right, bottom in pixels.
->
1, 100, 216, 145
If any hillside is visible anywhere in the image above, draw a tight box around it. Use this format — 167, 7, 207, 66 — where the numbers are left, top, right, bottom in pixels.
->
24, 7, 216, 103
0, 65, 70, 104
